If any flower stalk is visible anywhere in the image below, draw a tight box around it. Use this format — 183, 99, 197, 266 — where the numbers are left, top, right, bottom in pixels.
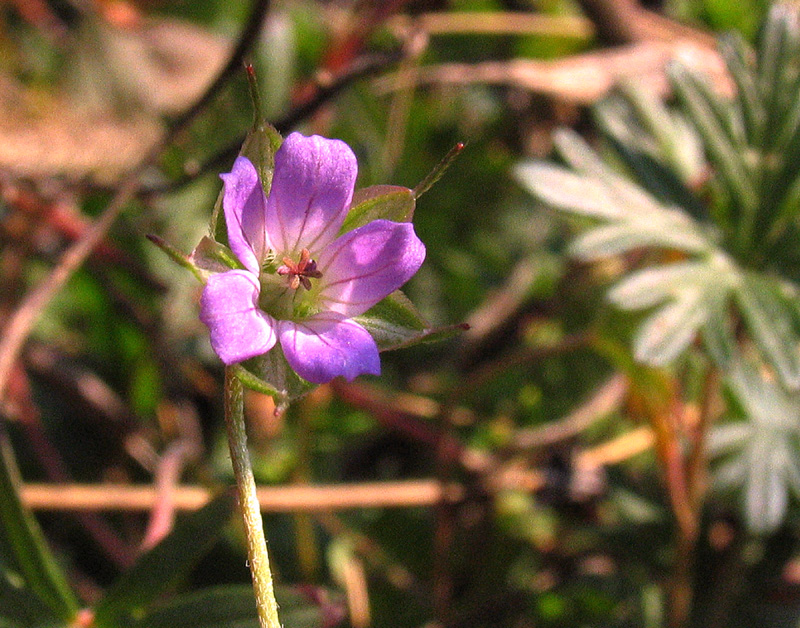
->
223, 367, 281, 628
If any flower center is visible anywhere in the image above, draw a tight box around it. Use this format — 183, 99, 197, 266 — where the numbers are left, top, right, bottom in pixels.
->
276, 248, 323, 291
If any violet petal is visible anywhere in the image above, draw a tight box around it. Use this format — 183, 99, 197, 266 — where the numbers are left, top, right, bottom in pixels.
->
221, 157, 267, 274
277, 314, 380, 383
315, 220, 426, 317
199, 270, 276, 364
265, 133, 357, 257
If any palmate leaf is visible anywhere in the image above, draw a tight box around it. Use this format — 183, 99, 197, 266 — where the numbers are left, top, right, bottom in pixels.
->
516, 7, 800, 387
735, 273, 800, 388
515, 131, 711, 258
710, 361, 800, 532
669, 6, 800, 261
593, 88, 705, 211
610, 255, 740, 366
668, 62, 757, 227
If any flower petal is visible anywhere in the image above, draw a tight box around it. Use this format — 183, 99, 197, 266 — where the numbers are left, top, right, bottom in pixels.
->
265, 133, 357, 257
221, 157, 267, 274
315, 220, 426, 316
199, 270, 276, 364
277, 314, 379, 384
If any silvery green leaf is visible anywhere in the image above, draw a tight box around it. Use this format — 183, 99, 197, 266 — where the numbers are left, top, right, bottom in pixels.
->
633, 290, 709, 365
708, 423, 753, 457
609, 262, 712, 310
514, 163, 625, 220
784, 454, 800, 501
736, 274, 800, 389
719, 33, 764, 144
554, 129, 665, 214
669, 63, 758, 213
567, 218, 708, 260
710, 360, 800, 532
745, 434, 788, 533
712, 458, 748, 492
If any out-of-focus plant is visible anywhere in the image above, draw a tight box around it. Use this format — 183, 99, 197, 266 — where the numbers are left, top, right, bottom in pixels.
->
516, 3, 800, 625
518, 3, 800, 533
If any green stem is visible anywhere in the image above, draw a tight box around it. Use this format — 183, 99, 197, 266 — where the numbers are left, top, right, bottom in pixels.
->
224, 368, 281, 628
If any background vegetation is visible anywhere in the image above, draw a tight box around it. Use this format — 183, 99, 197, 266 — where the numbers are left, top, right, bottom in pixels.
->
4, 0, 800, 627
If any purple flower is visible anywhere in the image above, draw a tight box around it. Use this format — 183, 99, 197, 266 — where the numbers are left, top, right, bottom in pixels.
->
199, 133, 426, 384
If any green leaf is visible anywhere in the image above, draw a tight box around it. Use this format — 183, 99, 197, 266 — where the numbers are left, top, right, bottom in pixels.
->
133, 585, 260, 628
0, 438, 78, 622
132, 585, 340, 628
93, 491, 236, 627
0, 571, 58, 627
342, 185, 416, 233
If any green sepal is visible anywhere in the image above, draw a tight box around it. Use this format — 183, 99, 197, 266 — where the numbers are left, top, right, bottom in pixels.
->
413, 142, 465, 198
342, 185, 416, 233
209, 70, 283, 241
149, 234, 239, 284
92, 491, 236, 628
353, 290, 469, 351
240, 122, 283, 198
243, 64, 283, 196
0, 438, 79, 622
147, 234, 205, 282
238, 345, 315, 411
189, 236, 242, 279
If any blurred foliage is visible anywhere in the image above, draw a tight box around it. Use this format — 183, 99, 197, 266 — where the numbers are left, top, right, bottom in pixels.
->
4, 1, 800, 628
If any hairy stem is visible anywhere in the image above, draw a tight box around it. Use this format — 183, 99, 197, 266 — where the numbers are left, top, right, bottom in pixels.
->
224, 368, 281, 628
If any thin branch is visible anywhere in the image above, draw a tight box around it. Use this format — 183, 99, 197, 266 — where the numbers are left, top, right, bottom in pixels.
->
511, 374, 628, 450
20, 480, 464, 512
388, 11, 593, 38
0, 0, 272, 404
137, 49, 404, 198
373, 41, 730, 105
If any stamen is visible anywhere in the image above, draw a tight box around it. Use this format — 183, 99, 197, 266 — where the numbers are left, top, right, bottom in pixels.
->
275, 248, 322, 290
